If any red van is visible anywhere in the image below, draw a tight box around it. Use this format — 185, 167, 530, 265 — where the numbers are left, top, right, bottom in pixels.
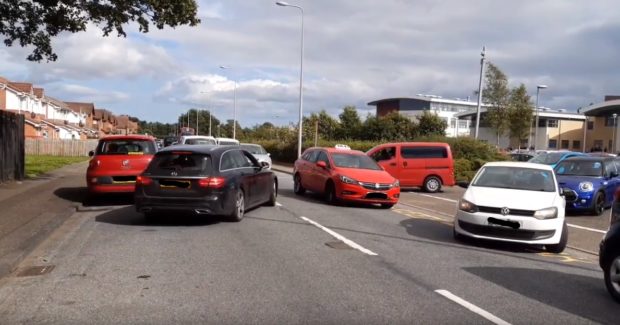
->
367, 142, 455, 193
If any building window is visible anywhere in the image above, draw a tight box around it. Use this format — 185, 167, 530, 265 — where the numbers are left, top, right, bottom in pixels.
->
547, 119, 558, 128
587, 121, 594, 130
458, 120, 468, 128
605, 116, 618, 127
572, 140, 581, 149
561, 140, 569, 149
538, 119, 546, 127
548, 139, 557, 149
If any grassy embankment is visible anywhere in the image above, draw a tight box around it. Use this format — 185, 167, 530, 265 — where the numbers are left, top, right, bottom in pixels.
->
25, 155, 89, 178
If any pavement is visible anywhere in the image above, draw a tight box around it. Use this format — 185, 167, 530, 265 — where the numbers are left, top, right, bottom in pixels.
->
270, 162, 294, 175
0, 161, 88, 279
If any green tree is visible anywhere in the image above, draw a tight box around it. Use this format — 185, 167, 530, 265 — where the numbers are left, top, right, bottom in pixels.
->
507, 84, 533, 148
336, 106, 362, 139
303, 110, 339, 143
482, 62, 511, 146
361, 112, 417, 141
1, 0, 200, 61
417, 111, 447, 137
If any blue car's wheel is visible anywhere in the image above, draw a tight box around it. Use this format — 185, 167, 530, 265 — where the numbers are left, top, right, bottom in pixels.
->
592, 191, 605, 216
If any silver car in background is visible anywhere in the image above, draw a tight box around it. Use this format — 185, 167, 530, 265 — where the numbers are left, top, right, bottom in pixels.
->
241, 143, 272, 169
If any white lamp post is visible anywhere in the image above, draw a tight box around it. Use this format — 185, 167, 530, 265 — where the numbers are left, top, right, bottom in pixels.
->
534, 85, 548, 150
613, 113, 618, 153
276, 1, 304, 158
219, 65, 237, 140
201, 91, 212, 136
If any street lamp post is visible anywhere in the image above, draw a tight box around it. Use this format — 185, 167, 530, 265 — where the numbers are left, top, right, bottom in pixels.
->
474, 46, 486, 140
200, 91, 212, 136
276, 1, 304, 158
534, 85, 548, 151
219, 66, 237, 140
613, 113, 618, 153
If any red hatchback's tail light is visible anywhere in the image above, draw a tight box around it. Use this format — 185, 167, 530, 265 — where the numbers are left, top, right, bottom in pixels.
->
136, 176, 152, 186
198, 177, 226, 189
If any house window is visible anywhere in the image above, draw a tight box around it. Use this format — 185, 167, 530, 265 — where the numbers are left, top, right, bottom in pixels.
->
547, 119, 558, 128
587, 121, 594, 130
605, 116, 617, 127
548, 139, 557, 149
538, 119, 546, 127
572, 140, 581, 149
561, 140, 569, 149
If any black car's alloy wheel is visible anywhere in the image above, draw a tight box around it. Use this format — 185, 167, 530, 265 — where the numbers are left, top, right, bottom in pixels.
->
604, 253, 620, 303
230, 190, 245, 222
266, 181, 277, 206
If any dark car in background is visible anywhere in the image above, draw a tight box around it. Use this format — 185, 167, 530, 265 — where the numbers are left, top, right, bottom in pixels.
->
134, 146, 277, 222
509, 152, 535, 162
599, 188, 620, 303
554, 157, 620, 215
163, 136, 178, 147
529, 151, 587, 168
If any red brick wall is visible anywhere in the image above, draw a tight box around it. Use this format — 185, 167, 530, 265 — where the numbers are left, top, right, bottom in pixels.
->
25, 124, 40, 138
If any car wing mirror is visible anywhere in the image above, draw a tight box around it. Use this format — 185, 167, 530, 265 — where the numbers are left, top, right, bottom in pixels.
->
457, 181, 469, 189
316, 161, 327, 169
88, 150, 94, 157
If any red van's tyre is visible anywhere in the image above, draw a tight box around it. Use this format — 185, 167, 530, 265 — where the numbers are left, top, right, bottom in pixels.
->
423, 176, 442, 193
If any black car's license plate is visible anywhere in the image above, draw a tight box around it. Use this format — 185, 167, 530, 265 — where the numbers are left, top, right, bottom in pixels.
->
159, 180, 191, 189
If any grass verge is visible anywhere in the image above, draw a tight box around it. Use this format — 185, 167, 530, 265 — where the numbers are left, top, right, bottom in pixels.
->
25, 155, 89, 178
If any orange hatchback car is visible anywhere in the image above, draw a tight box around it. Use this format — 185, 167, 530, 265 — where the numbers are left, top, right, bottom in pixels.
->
293, 146, 400, 208
86, 135, 157, 194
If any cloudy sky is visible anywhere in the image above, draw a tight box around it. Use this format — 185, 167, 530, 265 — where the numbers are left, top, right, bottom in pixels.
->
1, 0, 619, 127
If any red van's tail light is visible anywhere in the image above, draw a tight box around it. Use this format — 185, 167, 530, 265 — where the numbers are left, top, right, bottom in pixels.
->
136, 176, 152, 186
198, 177, 226, 189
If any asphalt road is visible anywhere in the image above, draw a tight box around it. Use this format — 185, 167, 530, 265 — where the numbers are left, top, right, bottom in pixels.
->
0, 171, 617, 324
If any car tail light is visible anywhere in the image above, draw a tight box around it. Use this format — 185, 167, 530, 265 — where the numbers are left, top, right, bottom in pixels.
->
198, 177, 226, 189
136, 176, 152, 186
88, 159, 100, 169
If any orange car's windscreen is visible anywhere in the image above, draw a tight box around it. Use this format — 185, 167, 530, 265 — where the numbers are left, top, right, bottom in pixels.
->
331, 153, 382, 170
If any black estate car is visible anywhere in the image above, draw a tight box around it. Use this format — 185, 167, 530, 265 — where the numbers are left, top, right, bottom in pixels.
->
135, 145, 277, 222
600, 188, 620, 303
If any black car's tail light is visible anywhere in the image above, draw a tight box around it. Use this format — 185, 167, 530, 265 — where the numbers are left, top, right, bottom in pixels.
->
136, 176, 152, 186
198, 177, 226, 189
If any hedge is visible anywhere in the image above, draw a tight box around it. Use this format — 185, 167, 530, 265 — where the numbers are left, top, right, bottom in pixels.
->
252, 137, 507, 181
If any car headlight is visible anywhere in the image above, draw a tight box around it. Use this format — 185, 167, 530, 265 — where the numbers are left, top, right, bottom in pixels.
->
458, 199, 478, 213
533, 207, 558, 220
393, 180, 400, 187
340, 175, 359, 185
579, 182, 594, 192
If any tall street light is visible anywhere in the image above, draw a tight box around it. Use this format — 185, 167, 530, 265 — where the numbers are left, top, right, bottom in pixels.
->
201, 91, 212, 136
219, 65, 237, 139
613, 113, 618, 153
276, 1, 304, 158
534, 85, 548, 151
474, 46, 486, 140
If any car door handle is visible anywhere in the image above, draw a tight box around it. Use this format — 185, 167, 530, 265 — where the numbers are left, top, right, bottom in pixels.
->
389, 162, 397, 166
403, 161, 408, 167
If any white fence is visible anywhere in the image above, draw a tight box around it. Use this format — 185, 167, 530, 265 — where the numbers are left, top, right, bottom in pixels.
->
25, 139, 98, 157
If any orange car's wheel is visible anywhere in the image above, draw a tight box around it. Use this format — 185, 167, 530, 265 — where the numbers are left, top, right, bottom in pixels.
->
325, 182, 339, 206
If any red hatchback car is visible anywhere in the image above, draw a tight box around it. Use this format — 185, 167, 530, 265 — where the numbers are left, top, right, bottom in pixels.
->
86, 135, 157, 194
293, 146, 400, 208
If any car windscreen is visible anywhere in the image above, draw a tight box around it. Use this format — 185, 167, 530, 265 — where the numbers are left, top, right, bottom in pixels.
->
554, 160, 603, 177
529, 152, 565, 164
185, 138, 217, 145
331, 153, 382, 170
240, 145, 266, 154
219, 141, 239, 146
96, 140, 156, 155
471, 166, 556, 192
146, 152, 213, 176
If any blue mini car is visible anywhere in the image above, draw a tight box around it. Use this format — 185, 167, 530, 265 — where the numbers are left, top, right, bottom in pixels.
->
555, 157, 620, 215
529, 151, 587, 169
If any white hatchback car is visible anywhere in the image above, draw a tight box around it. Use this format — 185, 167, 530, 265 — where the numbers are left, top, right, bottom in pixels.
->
453, 161, 568, 253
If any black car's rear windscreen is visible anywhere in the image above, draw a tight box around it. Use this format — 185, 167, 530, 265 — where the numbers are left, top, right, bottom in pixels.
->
147, 152, 213, 176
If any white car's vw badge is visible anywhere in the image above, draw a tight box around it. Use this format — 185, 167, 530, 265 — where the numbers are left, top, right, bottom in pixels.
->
500, 207, 510, 216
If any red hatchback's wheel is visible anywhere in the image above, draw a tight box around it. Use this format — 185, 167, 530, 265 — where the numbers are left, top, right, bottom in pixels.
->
325, 182, 338, 205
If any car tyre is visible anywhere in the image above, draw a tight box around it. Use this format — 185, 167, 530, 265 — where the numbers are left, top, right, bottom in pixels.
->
325, 182, 339, 205
266, 180, 277, 206
604, 252, 620, 303
423, 176, 442, 193
294, 174, 306, 195
592, 191, 605, 216
229, 189, 245, 222
143, 211, 156, 223
545, 222, 568, 253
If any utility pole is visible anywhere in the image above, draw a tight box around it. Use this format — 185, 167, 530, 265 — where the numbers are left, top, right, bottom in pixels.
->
474, 46, 486, 140
196, 109, 199, 135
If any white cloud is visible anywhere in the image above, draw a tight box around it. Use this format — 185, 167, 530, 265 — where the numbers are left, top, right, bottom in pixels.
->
55, 84, 129, 103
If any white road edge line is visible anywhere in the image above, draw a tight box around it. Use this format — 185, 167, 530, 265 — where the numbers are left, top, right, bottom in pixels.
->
435, 289, 511, 325
300, 216, 378, 256
413, 194, 608, 234
276, 202, 283, 207
566, 223, 607, 234
417, 193, 458, 203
